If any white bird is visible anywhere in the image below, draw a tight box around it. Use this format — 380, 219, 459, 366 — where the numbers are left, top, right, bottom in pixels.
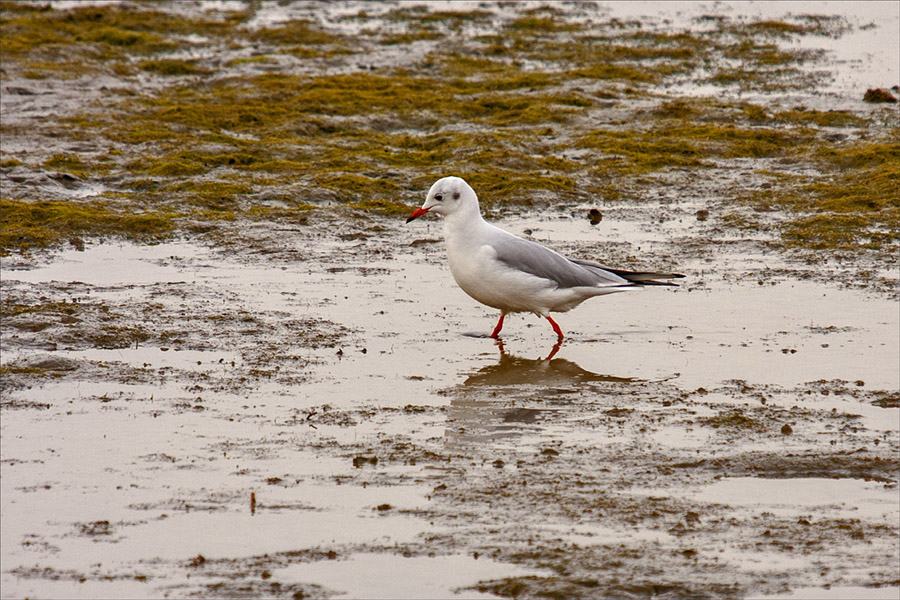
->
406, 176, 683, 340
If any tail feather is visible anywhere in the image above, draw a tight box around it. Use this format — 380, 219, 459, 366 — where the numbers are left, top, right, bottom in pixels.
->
607, 269, 684, 287
571, 258, 684, 287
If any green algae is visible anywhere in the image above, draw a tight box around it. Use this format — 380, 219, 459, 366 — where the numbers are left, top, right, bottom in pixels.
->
506, 16, 581, 33
381, 29, 444, 45
314, 173, 401, 201
726, 16, 850, 39
350, 198, 413, 216
381, 6, 493, 26
708, 66, 820, 92
246, 205, 314, 224
465, 172, 577, 207
578, 119, 820, 173
248, 19, 342, 46
44, 153, 92, 177
138, 59, 209, 76
0, 3, 246, 59
3, 1, 890, 262
165, 180, 254, 212
225, 55, 276, 67
0, 199, 175, 255
777, 142, 900, 250
534, 35, 701, 75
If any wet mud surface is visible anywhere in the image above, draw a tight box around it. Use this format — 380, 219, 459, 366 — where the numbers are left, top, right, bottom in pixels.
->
2, 2, 899, 599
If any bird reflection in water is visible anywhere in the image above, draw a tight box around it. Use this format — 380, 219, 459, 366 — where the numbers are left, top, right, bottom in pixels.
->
445, 341, 636, 445
464, 338, 634, 387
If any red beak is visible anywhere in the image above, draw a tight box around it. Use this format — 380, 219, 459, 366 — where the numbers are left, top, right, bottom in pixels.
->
406, 207, 430, 223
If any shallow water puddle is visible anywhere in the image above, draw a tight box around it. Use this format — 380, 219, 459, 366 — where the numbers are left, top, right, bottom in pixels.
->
273, 553, 548, 599
559, 279, 899, 391
5, 231, 897, 395
756, 585, 900, 599
2, 577, 166, 600
696, 477, 899, 523
3, 242, 205, 287
2, 347, 242, 372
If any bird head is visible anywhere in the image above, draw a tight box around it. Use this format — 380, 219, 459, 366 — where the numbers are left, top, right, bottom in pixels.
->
406, 176, 478, 223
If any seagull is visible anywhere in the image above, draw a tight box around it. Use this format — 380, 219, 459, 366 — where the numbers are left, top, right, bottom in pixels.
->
406, 176, 684, 341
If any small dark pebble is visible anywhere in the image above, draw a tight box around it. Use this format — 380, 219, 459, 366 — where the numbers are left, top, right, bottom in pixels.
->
695, 209, 709, 221
492, 459, 505, 468
375, 503, 392, 511
588, 208, 603, 225
781, 424, 793, 435
261, 571, 272, 579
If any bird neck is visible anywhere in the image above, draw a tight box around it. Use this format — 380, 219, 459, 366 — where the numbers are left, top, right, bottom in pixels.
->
443, 202, 487, 240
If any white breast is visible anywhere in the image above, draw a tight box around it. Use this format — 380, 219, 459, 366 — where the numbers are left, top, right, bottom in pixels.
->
445, 232, 571, 315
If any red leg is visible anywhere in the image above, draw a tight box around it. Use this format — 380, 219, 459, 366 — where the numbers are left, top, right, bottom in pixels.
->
545, 340, 562, 361
546, 316, 564, 340
489, 313, 505, 338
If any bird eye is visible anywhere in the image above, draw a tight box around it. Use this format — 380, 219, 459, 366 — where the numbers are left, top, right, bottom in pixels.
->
434, 193, 443, 201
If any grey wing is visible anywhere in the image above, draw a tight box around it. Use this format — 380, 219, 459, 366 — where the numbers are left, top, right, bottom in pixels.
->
492, 235, 630, 289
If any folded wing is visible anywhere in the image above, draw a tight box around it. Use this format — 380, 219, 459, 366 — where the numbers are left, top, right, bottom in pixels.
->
492, 236, 631, 289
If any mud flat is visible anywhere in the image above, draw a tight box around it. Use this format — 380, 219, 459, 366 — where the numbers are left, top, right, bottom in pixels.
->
1, 2, 898, 598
